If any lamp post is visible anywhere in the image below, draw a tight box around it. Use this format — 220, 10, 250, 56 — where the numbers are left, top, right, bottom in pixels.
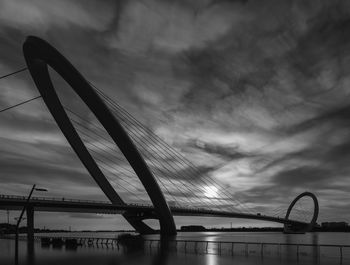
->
15, 184, 47, 264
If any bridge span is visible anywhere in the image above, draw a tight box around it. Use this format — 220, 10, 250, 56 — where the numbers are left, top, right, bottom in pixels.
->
19, 36, 319, 236
0, 194, 307, 227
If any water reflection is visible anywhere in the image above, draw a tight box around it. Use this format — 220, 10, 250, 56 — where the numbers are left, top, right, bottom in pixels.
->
311, 232, 319, 263
1, 232, 347, 265
26, 241, 35, 265
205, 254, 218, 265
151, 238, 170, 265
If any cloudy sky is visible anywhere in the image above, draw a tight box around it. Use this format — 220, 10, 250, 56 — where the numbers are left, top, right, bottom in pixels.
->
1, 0, 350, 230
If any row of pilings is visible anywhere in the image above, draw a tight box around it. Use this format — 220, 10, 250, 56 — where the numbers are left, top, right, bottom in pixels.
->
2, 234, 349, 261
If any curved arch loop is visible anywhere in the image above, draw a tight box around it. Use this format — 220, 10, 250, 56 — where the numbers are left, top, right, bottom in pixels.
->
23, 36, 176, 236
284, 191, 319, 233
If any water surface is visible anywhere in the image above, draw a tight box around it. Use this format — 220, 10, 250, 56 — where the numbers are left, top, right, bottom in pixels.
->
1, 232, 349, 265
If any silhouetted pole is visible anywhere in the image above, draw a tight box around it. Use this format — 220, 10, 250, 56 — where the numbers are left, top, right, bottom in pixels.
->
15, 185, 47, 265
26, 205, 34, 262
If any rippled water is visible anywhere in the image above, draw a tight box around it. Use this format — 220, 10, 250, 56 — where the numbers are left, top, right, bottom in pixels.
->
1, 232, 349, 265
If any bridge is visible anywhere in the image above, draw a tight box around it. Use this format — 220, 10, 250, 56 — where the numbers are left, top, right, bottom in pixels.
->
0, 194, 308, 226
0, 36, 319, 240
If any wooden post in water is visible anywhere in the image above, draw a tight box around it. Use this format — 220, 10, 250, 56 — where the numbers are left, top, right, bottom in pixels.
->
318, 245, 321, 261
278, 244, 281, 257
297, 245, 299, 260
340, 246, 343, 261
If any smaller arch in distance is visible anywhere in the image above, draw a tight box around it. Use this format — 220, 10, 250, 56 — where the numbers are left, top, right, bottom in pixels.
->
284, 191, 319, 233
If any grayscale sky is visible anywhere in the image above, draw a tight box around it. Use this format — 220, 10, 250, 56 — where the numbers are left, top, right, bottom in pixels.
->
1, 0, 350, 230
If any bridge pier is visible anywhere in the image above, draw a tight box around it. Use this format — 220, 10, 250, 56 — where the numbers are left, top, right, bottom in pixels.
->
125, 217, 156, 235
26, 205, 34, 250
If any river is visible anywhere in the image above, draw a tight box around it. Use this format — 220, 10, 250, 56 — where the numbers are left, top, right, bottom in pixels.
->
0, 232, 349, 265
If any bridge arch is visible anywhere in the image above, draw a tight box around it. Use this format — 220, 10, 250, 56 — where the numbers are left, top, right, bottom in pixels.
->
23, 36, 176, 236
284, 191, 319, 233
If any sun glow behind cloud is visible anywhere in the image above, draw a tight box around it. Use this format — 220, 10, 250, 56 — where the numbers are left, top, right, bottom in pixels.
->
203, 186, 219, 199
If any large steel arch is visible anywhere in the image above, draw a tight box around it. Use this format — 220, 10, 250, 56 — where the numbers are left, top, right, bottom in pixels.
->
284, 191, 319, 233
23, 36, 176, 236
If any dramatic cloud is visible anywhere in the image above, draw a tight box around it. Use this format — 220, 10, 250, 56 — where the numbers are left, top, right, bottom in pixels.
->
1, 0, 350, 229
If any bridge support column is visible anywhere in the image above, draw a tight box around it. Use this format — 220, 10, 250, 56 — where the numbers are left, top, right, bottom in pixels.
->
123, 211, 169, 235
26, 206, 34, 250
124, 216, 156, 235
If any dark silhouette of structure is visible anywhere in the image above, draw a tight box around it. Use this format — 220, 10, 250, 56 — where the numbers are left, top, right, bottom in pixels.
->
23, 36, 176, 236
0, 194, 315, 229
284, 192, 319, 233
20, 36, 319, 237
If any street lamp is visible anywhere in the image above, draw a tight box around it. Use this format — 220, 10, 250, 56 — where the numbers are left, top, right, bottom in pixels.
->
34, 188, 48, 192
15, 184, 47, 264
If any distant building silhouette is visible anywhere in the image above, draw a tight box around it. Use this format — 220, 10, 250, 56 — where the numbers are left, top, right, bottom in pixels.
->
321, 222, 348, 229
180, 225, 205, 231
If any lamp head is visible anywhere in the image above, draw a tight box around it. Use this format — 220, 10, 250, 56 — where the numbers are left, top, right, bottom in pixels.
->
35, 188, 48, 192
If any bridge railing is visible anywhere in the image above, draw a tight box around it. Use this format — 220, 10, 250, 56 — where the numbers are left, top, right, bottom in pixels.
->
0, 194, 292, 222
0, 194, 112, 204
0, 194, 234, 213
0, 194, 157, 207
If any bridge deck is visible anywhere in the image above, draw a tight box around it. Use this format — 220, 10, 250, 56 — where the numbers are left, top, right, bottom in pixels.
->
0, 195, 306, 226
